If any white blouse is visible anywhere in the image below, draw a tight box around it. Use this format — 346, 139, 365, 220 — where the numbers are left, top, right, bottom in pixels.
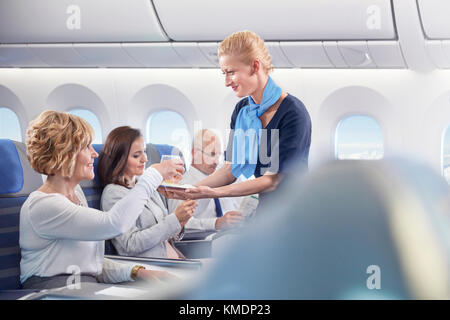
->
19, 167, 163, 284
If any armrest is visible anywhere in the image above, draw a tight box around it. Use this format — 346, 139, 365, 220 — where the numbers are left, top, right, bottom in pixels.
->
0, 289, 41, 300
173, 239, 213, 259
182, 229, 217, 240
104, 254, 202, 269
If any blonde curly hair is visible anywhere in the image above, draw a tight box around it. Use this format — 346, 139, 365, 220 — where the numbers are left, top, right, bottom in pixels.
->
218, 30, 274, 73
26, 110, 94, 177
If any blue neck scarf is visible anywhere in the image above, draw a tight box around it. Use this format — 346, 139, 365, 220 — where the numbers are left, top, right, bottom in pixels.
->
232, 76, 282, 178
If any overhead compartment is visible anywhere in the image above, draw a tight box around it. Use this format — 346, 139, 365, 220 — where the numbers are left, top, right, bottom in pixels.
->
425, 41, 450, 69
0, 41, 405, 69
338, 42, 377, 68
122, 43, 218, 68
0, 0, 167, 43
0, 0, 407, 69
266, 43, 293, 68
0, 45, 48, 67
280, 42, 333, 68
198, 43, 220, 67
367, 41, 405, 68
418, 0, 450, 69
417, 0, 450, 40
277, 41, 405, 69
337, 41, 405, 68
153, 0, 397, 41
73, 44, 142, 68
171, 43, 216, 68
29, 44, 89, 67
323, 42, 348, 68
122, 43, 189, 68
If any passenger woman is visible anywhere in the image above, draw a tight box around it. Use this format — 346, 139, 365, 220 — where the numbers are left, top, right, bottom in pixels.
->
20, 110, 183, 289
162, 30, 312, 209
98, 126, 196, 259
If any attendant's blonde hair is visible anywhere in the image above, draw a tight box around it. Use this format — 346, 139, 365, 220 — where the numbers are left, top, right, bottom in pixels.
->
26, 110, 94, 177
218, 30, 274, 73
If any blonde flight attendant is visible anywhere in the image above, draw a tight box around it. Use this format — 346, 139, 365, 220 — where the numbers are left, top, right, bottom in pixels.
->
98, 126, 196, 259
161, 30, 311, 209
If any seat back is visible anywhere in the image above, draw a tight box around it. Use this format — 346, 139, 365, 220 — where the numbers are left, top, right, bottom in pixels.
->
79, 144, 120, 255
146, 143, 186, 168
189, 159, 450, 299
79, 144, 104, 210
0, 139, 43, 289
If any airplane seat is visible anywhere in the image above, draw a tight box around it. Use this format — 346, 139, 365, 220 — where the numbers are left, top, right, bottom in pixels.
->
79, 144, 118, 255
185, 158, 449, 299
0, 139, 43, 298
79, 143, 104, 210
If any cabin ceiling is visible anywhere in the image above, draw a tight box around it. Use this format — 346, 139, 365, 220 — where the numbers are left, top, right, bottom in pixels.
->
0, 0, 448, 70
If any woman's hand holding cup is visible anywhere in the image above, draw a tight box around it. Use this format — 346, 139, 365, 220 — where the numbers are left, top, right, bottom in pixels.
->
151, 155, 184, 182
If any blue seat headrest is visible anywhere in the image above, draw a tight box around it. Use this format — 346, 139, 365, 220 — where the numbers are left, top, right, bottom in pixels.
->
92, 144, 103, 185
78, 144, 103, 189
153, 144, 175, 157
0, 139, 24, 194
92, 144, 103, 154
152, 144, 186, 171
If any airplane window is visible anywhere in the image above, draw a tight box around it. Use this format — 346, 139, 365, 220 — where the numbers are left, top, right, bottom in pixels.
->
68, 109, 103, 144
146, 110, 191, 167
0, 107, 22, 141
335, 115, 383, 160
442, 126, 450, 183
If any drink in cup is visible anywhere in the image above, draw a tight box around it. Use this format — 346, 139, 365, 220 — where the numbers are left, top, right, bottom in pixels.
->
160, 154, 184, 184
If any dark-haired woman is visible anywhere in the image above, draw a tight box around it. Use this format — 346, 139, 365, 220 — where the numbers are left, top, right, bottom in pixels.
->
98, 126, 196, 259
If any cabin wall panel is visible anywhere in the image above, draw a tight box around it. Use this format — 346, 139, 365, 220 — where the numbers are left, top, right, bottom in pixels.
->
1, 69, 450, 175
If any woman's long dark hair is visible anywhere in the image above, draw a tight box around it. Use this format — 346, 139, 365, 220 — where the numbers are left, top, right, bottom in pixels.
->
97, 126, 142, 188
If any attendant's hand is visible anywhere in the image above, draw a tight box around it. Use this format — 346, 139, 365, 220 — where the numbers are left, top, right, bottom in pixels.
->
215, 211, 244, 230
151, 159, 184, 182
157, 187, 190, 200
183, 186, 220, 199
136, 269, 179, 282
174, 200, 197, 227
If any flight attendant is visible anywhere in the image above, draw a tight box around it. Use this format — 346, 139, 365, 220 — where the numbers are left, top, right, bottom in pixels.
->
162, 30, 312, 208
